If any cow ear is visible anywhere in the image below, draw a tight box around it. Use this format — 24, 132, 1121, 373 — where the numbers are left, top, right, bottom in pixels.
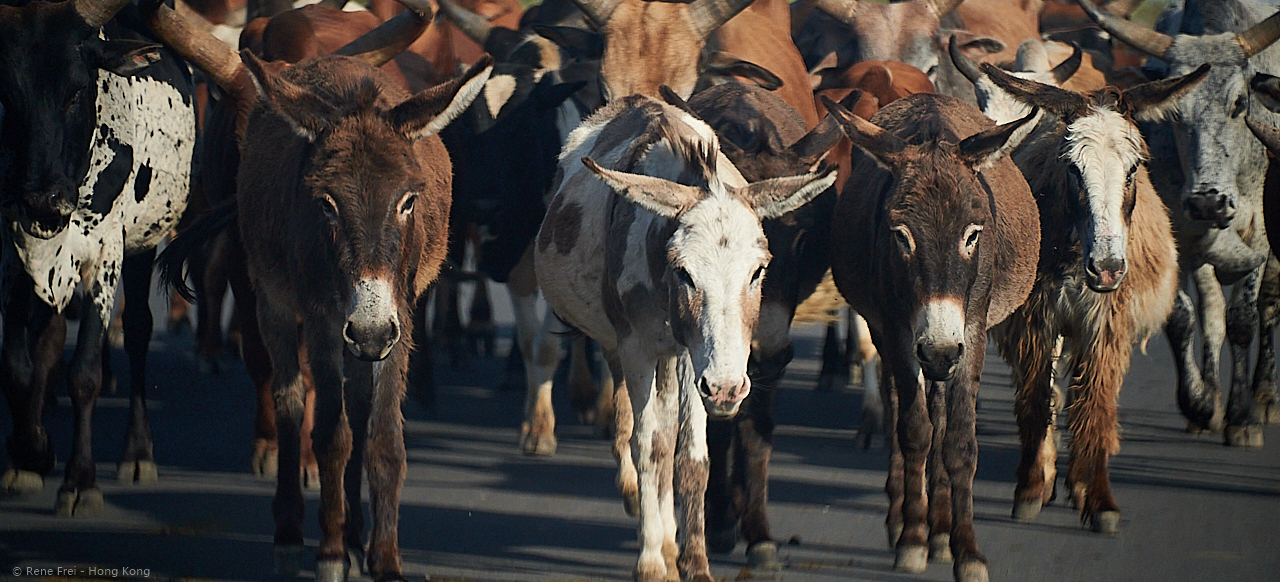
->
819, 94, 908, 170
701, 52, 784, 91
84, 39, 163, 76
789, 108, 847, 166
1123, 63, 1210, 122
738, 163, 837, 219
241, 49, 336, 142
956, 106, 1039, 171
581, 156, 705, 218
1253, 72, 1280, 113
533, 24, 603, 60
387, 55, 494, 140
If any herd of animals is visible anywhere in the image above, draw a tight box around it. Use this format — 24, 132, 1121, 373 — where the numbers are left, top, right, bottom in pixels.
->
4, 0, 1280, 581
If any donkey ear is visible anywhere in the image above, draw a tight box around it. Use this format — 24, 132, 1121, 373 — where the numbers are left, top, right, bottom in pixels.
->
533, 25, 604, 60
1253, 72, 1280, 113
242, 49, 336, 142
978, 62, 1087, 120
956, 105, 1039, 171
738, 163, 837, 219
386, 55, 494, 140
1124, 63, 1210, 122
819, 94, 907, 169
1247, 116, 1280, 156
581, 157, 705, 218
789, 110, 846, 166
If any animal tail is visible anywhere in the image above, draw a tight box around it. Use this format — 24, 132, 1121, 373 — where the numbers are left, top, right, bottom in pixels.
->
156, 198, 238, 302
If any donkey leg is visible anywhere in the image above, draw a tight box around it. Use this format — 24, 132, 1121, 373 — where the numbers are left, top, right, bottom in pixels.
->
607, 351, 639, 517
816, 316, 847, 392
193, 233, 229, 374
620, 346, 668, 582
1000, 302, 1059, 521
891, 356, 932, 574
927, 380, 953, 563
738, 344, 790, 570
304, 319, 354, 582
1065, 312, 1131, 533
341, 352, 373, 578
118, 249, 158, 484
1253, 254, 1280, 424
298, 366, 320, 490
231, 264, 278, 478
520, 303, 563, 456
365, 343, 411, 582
944, 339, 988, 582
1193, 265, 1227, 432
257, 297, 306, 576
883, 369, 904, 549
1224, 267, 1264, 447
675, 354, 713, 582
568, 336, 601, 425
2, 272, 63, 494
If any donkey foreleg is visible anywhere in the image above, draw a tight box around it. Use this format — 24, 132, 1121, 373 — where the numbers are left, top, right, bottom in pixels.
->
675, 353, 713, 582
302, 318, 354, 582
621, 349, 675, 582
364, 343, 411, 581
257, 296, 307, 576
943, 335, 987, 582
890, 356, 932, 574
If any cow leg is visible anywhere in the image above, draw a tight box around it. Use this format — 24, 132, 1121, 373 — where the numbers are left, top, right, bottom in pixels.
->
302, 316, 353, 582
257, 295, 306, 576
1, 270, 63, 494
118, 249, 158, 484
366, 339, 412, 582
57, 270, 117, 517
1193, 265, 1226, 431
1252, 253, 1280, 424
229, 258, 278, 478
944, 334, 987, 582
675, 354, 712, 582
927, 379, 953, 564
1223, 266, 1264, 447
520, 303, 564, 456
890, 351, 931, 573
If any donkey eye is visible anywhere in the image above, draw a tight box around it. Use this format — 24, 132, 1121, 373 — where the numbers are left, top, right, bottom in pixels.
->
751, 266, 766, 284
399, 192, 418, 217
891, 225, 914, 256
318, 195, 339, 221
674, 267, 695, 289
962, 224, 983, 256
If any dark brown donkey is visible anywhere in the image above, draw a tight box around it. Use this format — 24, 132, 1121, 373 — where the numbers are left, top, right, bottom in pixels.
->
827, 93, 1039, 582
148, 2, 492, 580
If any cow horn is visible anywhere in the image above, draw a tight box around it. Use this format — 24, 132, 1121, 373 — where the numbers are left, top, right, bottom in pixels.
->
437, 0, 494, 45
925, 0, 964, 17
73, 0, 134, 28
1051, 42, 1084, 84
948, 34, 982, 83
689, 0, 756, 39
332, 0, 433, 68
1247, 116, 1280, 155
142, 0, 253, 102
568, 0, 623, 29
1078, 0, 1171, 58
1236, 10, 1280, 59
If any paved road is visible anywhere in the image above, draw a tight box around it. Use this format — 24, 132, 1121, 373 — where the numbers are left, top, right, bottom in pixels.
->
2, 279, 1279, 582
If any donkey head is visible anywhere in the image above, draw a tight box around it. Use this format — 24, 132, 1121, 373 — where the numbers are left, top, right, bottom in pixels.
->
243, 52, 492, 361
824, 95, 1034, 381
974, 62, 1208, 292
582, 115, 835, 416
0, 0, 162, 239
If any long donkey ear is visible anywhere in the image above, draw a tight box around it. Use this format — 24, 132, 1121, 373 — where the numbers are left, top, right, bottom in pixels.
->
737, 163, 838, 219
242, 48, 337, 142
819, 94, 908, 170
581, 157, 706, 218
978, 62, 1088, 120
1121, 63, 1210, 122
956, 105, 1040, 171
386, 55, 495, 140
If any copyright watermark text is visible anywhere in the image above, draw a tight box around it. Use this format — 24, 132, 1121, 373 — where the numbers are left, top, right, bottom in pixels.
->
12, 566, 151, 578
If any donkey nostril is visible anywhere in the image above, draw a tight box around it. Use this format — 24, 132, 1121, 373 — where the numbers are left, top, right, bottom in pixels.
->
916, 343, 929, 363
699, 377, 712, 398
955, 343, 965, 359
343, 321, 358, 345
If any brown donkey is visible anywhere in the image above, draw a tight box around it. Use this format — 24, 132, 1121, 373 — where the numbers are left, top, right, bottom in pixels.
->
148, 2, 492, 579
827, 93, 1039, 582
971, 63, 1207, 533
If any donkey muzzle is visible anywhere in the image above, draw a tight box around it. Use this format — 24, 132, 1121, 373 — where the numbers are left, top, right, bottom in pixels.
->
1183, 189, 1235, 229
700, 376, 749, 418
344, 278, 401, 362
1086, 256, 1127, 292
917, 341, 963, 381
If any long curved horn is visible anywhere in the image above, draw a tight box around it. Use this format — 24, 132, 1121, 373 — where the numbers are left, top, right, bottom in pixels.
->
1236, 10, 1280, 59
142, 0, 254, 102
1051, 42, 1083, 84
1247, 116, 1280, 155
925, 0, 964, 17
948, 34, 982, 83
74, 0, 134, 28
1078, 0, 1172, 58
332, 0, 433, 68
689, 0, 756, 38
437, 0, 493, 45
569, 0, 623, 29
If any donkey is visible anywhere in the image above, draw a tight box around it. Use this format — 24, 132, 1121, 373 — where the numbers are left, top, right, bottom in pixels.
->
147, 1, 491, 579
1080, 0, 1280, 446
536, 94, 834, 582
956, 51, 1206, 532
826, 93, 1039, 582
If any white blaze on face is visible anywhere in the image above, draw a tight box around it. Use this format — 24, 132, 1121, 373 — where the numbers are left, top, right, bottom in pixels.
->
1065, 106, 1144, 270
913, 297, 965, 355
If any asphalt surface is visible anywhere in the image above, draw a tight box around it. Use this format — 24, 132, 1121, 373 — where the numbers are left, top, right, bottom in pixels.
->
2, 277, 1279, 582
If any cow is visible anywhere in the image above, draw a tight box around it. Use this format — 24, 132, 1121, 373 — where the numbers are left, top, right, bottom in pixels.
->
1080, 0, 1280, 446
957, 46, 1204, 533
707, 0, 820, 127
146, 1, 486, 579
0, 0, 200, 516
825, 92, 1039, 582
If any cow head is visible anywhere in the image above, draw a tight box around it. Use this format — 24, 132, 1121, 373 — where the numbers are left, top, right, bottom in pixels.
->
581, 110, 835, 415
977, 62, 1209, 292
1081, 0, 1280, 230
824, 94, 1034, 380
0, 0, 162, 239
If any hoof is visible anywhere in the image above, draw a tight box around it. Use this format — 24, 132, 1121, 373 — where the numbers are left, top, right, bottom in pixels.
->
929, 534, 952, 563
1224, 425, 1264, 448
894, 545, 928, 574
688, 575, 714, 582
2, 469, 44, 494
253, 445, 279, 478
347, 548, 366, 578
706, 525, 737, 554
55, 488, 105, 517
316, 560, 346, 582
747, 542, 782, 571
1260, 402, 1280, 425
1091, 511, 1121, 535
118, 460, 158, 484
520, 433, 557, 456
886, 523, 903, 549
956, 560, 989, 582
303, 466, 321, 491
1012, 500, 1042, 521
275, 545, 305, 577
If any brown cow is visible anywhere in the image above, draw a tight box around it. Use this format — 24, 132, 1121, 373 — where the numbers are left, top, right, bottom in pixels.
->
148, 2, 490, 580
708, 0, 820, 127
826, 93, 1039, 582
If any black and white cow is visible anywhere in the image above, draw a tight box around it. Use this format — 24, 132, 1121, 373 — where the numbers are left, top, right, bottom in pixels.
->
0, 0, 195, 515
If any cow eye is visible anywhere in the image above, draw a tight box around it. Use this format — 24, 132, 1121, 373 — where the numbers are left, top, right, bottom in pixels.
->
891, 225, 915, 256
1231, 94, 1248, 118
